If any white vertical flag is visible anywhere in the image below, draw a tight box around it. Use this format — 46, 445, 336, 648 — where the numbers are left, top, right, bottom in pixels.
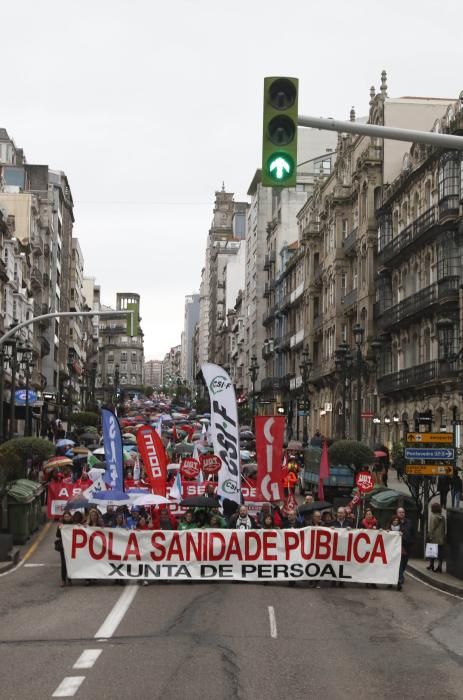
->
201, 363, 241, 505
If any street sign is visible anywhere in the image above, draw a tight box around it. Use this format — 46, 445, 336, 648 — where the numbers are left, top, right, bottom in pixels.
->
405, 447, 454, 460
406, 432, 453, 444
356, 471, 375, 493
405, 464, 453, 476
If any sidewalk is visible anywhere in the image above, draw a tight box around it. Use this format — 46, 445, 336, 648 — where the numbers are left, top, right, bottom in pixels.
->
407, 558, 463, 597
0, 519, 52, 575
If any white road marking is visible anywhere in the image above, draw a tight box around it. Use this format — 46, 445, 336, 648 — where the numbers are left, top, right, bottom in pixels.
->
24, 563, 46, 567
24, 563, 60, 568
52, 676, 85, 697
94, 584, 139, 639
268, 605, 277, 638
73, 649, 102, 669
406, 572, 463, 600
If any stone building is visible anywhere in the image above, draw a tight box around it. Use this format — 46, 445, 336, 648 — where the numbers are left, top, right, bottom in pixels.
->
301, 72, 456, 443
375, 97, 463, 443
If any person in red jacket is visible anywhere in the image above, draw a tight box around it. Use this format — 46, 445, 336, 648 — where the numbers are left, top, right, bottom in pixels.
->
361, 508, 378, 529
151, 506, 177, 530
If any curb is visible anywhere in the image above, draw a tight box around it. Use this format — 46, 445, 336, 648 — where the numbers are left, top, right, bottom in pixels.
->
408, 562, 463, 597
0, 548, 20, 575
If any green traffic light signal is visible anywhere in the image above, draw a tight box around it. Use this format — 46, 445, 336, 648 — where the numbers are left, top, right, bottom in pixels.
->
262, 77, 298, 187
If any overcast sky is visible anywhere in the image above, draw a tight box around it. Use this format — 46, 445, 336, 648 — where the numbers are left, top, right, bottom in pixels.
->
1, 0, 462, 359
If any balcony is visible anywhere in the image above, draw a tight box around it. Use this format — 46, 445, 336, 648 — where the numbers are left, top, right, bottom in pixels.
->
377, 360, 458, 395
30, 267, 43, 289
439, 195, 460, 222
289, 282, 304, 306
341, 287, 357, 311
31, 235, 44, 256
312, 315, 323, 333
313, 266, 322, 286
262, 306, 276, 326
261, 376, 282, 393
290, 329, 304, 349
376, 276, 459, 330
377, 206, 437, 267
303, 221, 320, 240
342, 227, 358, 256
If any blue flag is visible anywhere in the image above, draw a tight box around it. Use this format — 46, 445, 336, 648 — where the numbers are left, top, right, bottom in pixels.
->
101, 408, 124, 491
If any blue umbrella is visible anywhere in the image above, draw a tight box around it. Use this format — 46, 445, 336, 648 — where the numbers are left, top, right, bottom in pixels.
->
90, 491, 131, 507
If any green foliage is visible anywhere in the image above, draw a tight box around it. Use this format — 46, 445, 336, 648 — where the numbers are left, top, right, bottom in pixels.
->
0, 438, 55, 486
70, 412, 99, 430
143, 386, 154, 397
328, 440, 375, 471
391, 440, 405, 466
238, 407, 253, 426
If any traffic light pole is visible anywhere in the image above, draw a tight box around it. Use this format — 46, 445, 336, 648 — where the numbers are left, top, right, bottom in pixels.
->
297, 114, 463, 150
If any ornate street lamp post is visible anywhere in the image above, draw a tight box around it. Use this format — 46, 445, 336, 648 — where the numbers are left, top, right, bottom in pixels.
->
299, 346, 312, 448
17, 341, 34, 437
249, 355, 259, 427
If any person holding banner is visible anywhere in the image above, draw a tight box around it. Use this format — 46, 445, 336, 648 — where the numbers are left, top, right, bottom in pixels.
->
55, 511, 73, 587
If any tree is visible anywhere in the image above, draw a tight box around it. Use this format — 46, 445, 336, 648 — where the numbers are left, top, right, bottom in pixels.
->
70, 412, 100, 430
328, 440, 374, 472
0, 437, 55, 486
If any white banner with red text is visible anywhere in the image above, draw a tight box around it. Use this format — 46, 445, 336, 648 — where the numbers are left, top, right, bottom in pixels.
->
61, 526, 401, 584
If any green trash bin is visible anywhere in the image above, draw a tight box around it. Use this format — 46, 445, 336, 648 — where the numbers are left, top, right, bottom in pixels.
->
7, 479, 42, 545
370, 489, 419, 531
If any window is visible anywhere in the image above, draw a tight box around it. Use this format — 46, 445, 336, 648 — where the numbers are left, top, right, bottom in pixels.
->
342, 219, 348, 239
438, 152, 460, 208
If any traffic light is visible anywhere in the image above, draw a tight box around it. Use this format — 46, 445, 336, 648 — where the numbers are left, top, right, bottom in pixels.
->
126, 301, 139, 337
262, 77, 298, 187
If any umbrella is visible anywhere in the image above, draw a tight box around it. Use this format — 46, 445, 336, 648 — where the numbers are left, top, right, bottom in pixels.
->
88, 466, 106, 482
72, 454, 88, 463
56, 438, 75, 447
167, 463, 181, 471
44, 456, 73, 469
90, 491, 131, 507
298, 501, 332, 514
72, 447, 89, 455
181, 495, 220, 508
65, 496, 90, 510
288, 440, 303, 450
93, 447, 105, 456
133, 494, 171, 506
80, 432, 99, 441
374, 450, 388, 458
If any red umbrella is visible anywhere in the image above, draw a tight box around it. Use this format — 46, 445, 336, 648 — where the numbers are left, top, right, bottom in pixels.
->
374, 450, 387, 458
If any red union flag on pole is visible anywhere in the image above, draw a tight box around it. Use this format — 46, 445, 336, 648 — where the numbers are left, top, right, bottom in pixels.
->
356, 470, 375, 494
201, 363, 241, 505
136, 426, 167, 496
255, 416, 285, 502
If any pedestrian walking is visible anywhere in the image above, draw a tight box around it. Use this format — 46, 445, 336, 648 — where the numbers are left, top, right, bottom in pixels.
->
427, 503, 445, 573
396, 507, 414, 590
55, 511, 73, 587
451, 471, 462, 508
438, 474, 451, 509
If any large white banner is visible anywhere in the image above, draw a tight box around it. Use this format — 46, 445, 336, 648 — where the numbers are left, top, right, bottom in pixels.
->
61, 526, 401, 584
201, 363, 241, 504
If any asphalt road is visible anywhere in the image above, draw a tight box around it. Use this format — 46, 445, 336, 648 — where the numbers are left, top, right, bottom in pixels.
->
1, 525, 463, 700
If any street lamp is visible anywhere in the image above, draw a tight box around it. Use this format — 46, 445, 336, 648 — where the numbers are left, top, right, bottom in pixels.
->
17, 341, 34, 437
299, 345, 312, 447
353, 323, 365, 442
249, 355, 259, 427
335, 342, 353, 439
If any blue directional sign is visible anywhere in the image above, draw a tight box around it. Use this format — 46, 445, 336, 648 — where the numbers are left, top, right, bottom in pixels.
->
405, 447, 454, 460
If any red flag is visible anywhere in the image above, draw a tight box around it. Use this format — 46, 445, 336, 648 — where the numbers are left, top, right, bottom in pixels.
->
255, 416, 285, 502
136, 426, 168, 496
172, 423, 178, 442
318, 440, 330, 501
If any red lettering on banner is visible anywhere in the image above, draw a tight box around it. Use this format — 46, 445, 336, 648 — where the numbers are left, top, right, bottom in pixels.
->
166, 533, 185, 561
370, 535, 387, 564
71, 528, 87, 557
284, 531, 299, 558
89, 531, 106, 560
185, 532, 202, 560
262, 531, 277, 561
353, 532, 371, 563
125, 533, 141, 560
331, 531, 346, 562
108, 531, 122, 561
244, 532, 261, 561
226, 532, 242, 558
300, 529, 315, 560
208, 532, 226, 560
314, 530, 331, 560
150, 531, 166, 560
